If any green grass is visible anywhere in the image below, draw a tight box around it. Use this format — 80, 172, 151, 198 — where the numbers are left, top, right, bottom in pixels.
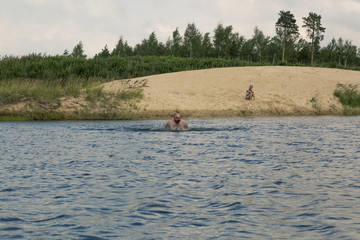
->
115, 88, 144, 100
0, 77, 145, 120
334, 83, 360, 115
85, 79, 145, 103
334, 84, 360, 108
0, 109, 65, 121
86, 86, 105, 103
0, 78, 88, 104
0, 115, 28, 121
310, 94, 321, 112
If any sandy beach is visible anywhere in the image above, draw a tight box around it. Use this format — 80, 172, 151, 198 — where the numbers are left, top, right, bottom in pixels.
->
102, 66, 360, 119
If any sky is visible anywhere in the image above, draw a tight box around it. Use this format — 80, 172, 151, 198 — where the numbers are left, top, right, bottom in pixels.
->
1, 0, 360, 58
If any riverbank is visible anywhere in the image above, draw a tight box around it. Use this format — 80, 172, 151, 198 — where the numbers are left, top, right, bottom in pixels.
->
103, 66, 360, 119
1, 66, 360, 120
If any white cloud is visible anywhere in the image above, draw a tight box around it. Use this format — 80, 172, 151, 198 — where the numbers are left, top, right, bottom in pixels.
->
83, 0, 120, 19
23, 0, 48, 5
341, 0, 360, 12
1, 0, 360, 57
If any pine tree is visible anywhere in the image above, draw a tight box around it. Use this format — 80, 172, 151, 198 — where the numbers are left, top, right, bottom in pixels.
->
275, 10, 299, 62
302, 12, 326, 65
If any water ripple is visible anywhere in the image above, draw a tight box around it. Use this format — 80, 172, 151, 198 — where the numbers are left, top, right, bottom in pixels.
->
0, 116, 359, 239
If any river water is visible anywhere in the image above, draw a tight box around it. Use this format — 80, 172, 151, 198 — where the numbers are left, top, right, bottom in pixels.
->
1, 116, 360, 239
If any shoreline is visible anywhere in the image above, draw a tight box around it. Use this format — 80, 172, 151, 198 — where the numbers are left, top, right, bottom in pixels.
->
1, 66, 360, 120
103, 66, 360, 120
128, 108, 345, 121
0, 108, 353, 122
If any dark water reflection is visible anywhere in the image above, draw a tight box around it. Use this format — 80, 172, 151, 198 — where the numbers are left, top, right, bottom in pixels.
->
1, 116, 360, 239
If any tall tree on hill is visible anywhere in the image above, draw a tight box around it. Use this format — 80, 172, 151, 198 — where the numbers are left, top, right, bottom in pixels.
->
147, 32, 160, 56
96, 44, 111, 58
319, 38, 337, 64
251, 27, 270, 63
213, 23, 234, 58
134, 32, 159, 56
336, 37, 345, 65
171, 28, 183, 57
302, 12, 326, 65
296, 38, 312, 64
112, 37, 133, 57
201, 32, 213, 57
183, 23, 203, 58
229, 32, 245, 59
268, 36, 282, 64
71, 41, 86, 59
275, 10, 299, 63
343, 40, 358, 67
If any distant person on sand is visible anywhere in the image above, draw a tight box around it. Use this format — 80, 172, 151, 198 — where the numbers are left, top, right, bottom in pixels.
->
246, 85, 255, 100
164, 113, 189, 130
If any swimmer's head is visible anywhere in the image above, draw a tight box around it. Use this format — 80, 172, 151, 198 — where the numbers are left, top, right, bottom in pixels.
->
174, 113, 181, 124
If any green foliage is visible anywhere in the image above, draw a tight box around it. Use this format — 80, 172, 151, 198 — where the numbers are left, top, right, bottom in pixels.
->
0, 55, 127, 80
302, 12, 326, 65
63, 49, 70, 57
183, 23, 203, 58
213, 23, 236, 58
170, 28, 184, 56
310, 94, 321, 112
2, 14, 360, 69
0, 76, 146, 121
276, 10, 299, 38
86, 86, 105, 103
71, 41, 87, 59
1, 54, 359, 88
115, 88, 144, 100
0, 110, 65, 121
96, 45, 111, 58
112, 37, 133, 57
134, 32, 160, 56
0, 79, 62, 102
0, 55, 255, 82
334, 84, 360, 108
276, 10, 299, 62
251, 27, 270, 63
0, 115, 28, 121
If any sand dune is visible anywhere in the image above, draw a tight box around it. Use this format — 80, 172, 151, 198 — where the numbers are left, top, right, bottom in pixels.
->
102, 66, 360, 119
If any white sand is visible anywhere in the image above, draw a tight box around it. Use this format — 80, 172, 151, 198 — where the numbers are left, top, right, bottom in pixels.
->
101, 66, 360, 119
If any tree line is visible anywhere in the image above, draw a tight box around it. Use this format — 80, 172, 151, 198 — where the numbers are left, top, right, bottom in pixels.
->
1, 10, 360, 81
72, 10, 358, 68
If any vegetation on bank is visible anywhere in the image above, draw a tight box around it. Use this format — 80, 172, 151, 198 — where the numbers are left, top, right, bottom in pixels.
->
0, 55, 260, 121
334, 84, 360, 115
0, 55, 267, 82
1, 54, 360, 120
0, 75, 145, 121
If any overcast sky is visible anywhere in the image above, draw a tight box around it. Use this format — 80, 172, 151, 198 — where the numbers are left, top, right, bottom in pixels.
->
1, 0, 360, 58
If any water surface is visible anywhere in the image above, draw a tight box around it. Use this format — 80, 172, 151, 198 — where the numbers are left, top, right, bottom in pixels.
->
1, 116, 360, 239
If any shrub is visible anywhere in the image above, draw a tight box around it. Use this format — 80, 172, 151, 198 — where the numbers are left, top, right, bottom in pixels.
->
334, 83, 360, 108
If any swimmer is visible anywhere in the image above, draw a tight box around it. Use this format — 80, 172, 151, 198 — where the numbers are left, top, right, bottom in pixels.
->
164, 113, 189, 130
